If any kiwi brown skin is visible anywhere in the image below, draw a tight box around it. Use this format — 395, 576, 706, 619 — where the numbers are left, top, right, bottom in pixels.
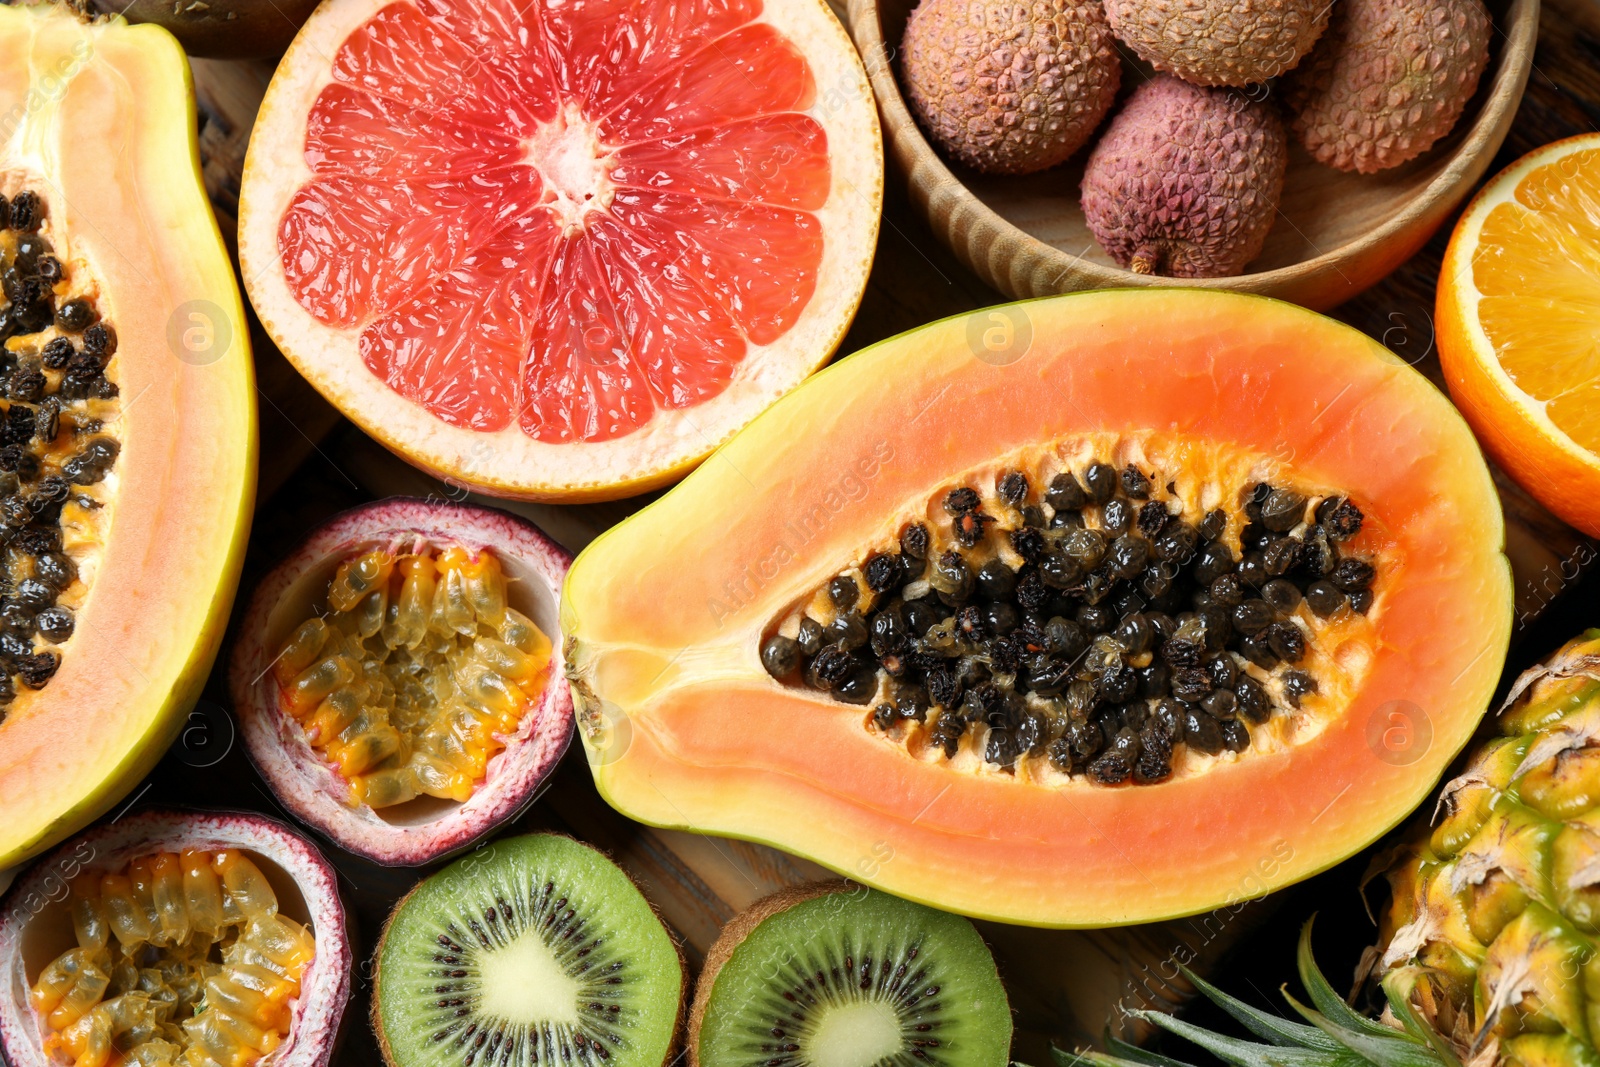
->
687, 880, 856, 1067
370, 833, 688, 1067
90, 0, 321, 58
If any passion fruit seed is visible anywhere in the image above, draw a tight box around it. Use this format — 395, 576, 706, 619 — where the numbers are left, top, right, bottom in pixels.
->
0, 188, 121, 723
273, 546, 553, 808
766, 466, 1376, 785
29, 849, 315, 1067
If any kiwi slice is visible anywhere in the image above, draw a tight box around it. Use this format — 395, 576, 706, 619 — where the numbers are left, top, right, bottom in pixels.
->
373, 833, 685, 1067
689, 881, 1011, 1066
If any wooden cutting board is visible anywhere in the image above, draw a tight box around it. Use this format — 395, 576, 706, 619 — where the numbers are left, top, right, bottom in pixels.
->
70, 0, 1600, 1061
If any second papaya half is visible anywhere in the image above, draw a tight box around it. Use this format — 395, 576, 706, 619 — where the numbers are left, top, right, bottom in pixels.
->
563, 289, 1512, 928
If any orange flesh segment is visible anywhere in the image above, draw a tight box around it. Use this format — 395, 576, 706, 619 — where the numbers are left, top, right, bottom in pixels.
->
1472, 146, 1600, 452
28, 851, 313, 1067
274, 546, 553, 807
278, 0, 828, 442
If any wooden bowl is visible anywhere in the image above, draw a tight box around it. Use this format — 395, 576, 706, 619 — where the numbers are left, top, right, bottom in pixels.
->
844, 0, 1539, 310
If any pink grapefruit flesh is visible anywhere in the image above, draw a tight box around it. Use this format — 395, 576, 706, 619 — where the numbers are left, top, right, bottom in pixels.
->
242, 0, 880, 499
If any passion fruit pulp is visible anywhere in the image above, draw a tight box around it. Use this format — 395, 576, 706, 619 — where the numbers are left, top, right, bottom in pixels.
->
229, 499, 573, 866
0, 809, 352, 1067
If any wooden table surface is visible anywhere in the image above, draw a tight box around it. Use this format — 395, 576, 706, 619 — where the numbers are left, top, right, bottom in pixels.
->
68, 0, 1600, 1061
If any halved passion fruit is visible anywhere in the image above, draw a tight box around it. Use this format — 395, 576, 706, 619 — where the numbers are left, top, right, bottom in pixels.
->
563, 289, 1514, 927
0, 5, 256, 869
229, 500, 573, 866
0, 808, 352, 1067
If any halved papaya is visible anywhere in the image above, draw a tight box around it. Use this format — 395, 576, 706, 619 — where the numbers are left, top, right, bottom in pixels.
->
0, 5, 255, 867
563, 289, 1512, 927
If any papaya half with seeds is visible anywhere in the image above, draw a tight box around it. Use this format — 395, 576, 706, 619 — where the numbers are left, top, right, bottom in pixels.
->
0, 5, 255, 867
563, 289, 1513, 928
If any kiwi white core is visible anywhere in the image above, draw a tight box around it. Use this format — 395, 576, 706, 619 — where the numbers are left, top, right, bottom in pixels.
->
807, 1000, 902, 1066
478, 931, 581, 1026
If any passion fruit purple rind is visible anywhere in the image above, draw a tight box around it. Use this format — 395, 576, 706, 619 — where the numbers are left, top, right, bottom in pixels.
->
229, 498, 574, 866
0, 808, 352, 1067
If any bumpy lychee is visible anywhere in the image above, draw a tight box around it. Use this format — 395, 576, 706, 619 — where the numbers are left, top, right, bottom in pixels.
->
1104, 0, 1329, 87
1081, 76, 1287, 278
901, 0, 1121, 175
1284, 0, 1492, 174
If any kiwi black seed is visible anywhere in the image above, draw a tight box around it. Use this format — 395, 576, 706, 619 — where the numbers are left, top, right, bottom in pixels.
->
769, 462, 1378, 786
689, 882, 1012, 1067
373, 833, 684, 1067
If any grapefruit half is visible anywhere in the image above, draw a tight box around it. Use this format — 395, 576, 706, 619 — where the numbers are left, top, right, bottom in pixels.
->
239, 0, 882, 501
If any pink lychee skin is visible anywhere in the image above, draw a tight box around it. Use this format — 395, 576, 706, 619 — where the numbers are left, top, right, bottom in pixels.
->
228, 499, 575, 867
1081, 75, 1288, 278
1284, 0, 1492, 174
1103, 0, 1331, 87
0, 809, 353, 1067
901, 0, 1122, 175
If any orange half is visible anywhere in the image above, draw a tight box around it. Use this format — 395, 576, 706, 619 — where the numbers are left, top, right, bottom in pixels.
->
1438, 134, 1600, 536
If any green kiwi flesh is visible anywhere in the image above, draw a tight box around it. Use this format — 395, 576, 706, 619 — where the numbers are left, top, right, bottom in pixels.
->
374, 833, 684, 1067
695, 885, 1011, 1066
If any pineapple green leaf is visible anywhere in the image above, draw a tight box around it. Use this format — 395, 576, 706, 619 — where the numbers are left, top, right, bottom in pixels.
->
1178, 964, 1344, 1052
1054, 1040, 1222, 1067
1129, 1007, 1350, 1067
1054, 1050, 1150, 1067
1050, 1046, 1195, 1067
1108, 1032, 1213, 1067
1296, 920, 1408, 1042
1282, 991, 1445, 1067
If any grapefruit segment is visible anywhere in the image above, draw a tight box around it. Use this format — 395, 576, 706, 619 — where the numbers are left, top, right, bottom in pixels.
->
614, 190, 824, 345
331, 3, 503, 116
587, 218, 745, 407
609, 115, 831, 210
241, 0, 879, 500
304, 84, 528, 178
360, 212, 557, 432
410, 0, 547, 65
601, 23, 817, 142
525, 237, 660, 442
541, 0, 766, 106
279, 171, 541, 329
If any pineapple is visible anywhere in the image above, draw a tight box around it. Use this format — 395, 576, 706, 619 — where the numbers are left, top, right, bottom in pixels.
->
1373, 629, 1600, 1067
1075, 631, 1600, 1067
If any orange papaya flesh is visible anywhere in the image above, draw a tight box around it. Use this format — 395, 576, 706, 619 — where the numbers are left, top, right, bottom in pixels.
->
563, 289, 1512, 927
0, 6, 256, 868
